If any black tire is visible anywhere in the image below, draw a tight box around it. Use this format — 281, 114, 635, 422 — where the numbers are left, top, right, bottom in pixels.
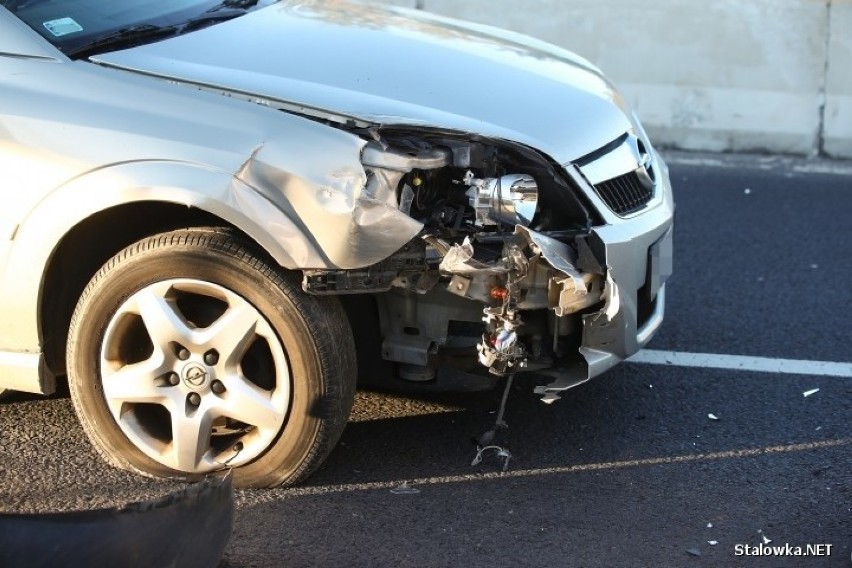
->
67, 228, 356, 488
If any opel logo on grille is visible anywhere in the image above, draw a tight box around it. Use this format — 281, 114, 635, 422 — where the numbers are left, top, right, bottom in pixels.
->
182, 363, 209, 389
628, 135, 656, 191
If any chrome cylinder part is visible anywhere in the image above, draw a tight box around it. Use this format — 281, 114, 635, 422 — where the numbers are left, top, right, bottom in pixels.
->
466, 172, 538, 227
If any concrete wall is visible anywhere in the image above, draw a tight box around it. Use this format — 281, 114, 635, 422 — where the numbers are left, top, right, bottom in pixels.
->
368, 0, 851, 158
825, 1, 852, 157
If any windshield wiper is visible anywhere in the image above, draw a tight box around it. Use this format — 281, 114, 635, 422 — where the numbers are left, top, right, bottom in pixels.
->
180, 8, 247, 33
209, 0, 261, 10
67, 24, 179, 58
178, 0, 265, 34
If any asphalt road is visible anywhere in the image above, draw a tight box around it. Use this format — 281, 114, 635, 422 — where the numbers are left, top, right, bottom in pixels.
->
1, 152, 851, 567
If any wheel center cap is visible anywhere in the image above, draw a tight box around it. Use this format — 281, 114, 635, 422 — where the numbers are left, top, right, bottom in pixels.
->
182, 363, 210, 390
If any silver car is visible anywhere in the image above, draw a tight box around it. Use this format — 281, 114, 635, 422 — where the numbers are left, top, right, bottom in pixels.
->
0, 0, 673, 487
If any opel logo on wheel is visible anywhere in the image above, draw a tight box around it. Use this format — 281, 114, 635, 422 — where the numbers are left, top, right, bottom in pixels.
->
182, 363, 209, 389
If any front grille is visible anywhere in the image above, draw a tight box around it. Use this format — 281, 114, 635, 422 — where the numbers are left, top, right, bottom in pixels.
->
593, 171, 653, 216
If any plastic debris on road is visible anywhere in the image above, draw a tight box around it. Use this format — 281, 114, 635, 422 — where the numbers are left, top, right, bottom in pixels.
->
708, 413, 720, 421
803, 388, 820, 397
390, 482, 421, 495
471, 445, 512, 472
708, 541, 718, 546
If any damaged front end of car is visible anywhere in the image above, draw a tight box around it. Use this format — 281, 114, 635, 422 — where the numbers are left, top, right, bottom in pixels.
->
301, 127, 673, 402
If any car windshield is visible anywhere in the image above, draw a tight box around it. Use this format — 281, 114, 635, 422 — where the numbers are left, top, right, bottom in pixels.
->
2, 0, 275, 57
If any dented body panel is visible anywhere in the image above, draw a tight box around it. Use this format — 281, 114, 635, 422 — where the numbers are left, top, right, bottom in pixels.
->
0, 1, 673, 401
0, 32, 422, 379
537, 165, 674, 402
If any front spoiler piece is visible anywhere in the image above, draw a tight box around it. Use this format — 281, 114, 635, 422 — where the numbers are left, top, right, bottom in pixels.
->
0, 475, 234, 568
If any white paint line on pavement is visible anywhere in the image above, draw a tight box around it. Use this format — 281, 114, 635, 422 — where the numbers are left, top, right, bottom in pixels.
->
662, 152, 852, 177
236, 438, 852, 503
627, 349, 852, 378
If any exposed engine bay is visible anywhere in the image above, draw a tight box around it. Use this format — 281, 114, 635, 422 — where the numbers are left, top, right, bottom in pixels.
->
303, 129, 619, 399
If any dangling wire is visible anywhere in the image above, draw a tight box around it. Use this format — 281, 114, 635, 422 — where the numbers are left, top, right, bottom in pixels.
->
471, 373, 514, 472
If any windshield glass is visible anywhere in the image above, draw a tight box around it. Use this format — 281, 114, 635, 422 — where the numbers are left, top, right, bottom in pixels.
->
2, 0, 273, 57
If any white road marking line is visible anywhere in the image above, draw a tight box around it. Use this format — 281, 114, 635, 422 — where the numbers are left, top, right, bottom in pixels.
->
236, 438, 852, 503
662, 152, 852, 176
627, 349, 852, 378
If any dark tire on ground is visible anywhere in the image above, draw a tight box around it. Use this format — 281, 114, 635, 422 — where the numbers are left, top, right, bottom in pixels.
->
67, 228, 357, 488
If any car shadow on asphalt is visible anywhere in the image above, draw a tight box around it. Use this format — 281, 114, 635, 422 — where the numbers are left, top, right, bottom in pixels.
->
296, 363, 848, 489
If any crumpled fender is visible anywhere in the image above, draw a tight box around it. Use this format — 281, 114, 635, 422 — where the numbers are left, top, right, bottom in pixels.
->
2, 160, 322, 354
233, 135, 423, 270
4, 154, 421, 355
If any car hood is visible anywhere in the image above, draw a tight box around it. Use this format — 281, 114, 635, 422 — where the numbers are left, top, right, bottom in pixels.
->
92, 0, 633, 163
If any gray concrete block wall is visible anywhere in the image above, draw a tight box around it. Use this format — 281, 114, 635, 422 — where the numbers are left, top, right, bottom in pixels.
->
367, 0, 851, 158
825, 1, 851, 157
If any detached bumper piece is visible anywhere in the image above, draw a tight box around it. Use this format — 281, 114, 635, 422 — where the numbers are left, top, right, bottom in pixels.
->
0, 474, 233, 568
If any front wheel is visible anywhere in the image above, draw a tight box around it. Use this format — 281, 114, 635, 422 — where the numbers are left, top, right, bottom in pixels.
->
67, 228, 356, 488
